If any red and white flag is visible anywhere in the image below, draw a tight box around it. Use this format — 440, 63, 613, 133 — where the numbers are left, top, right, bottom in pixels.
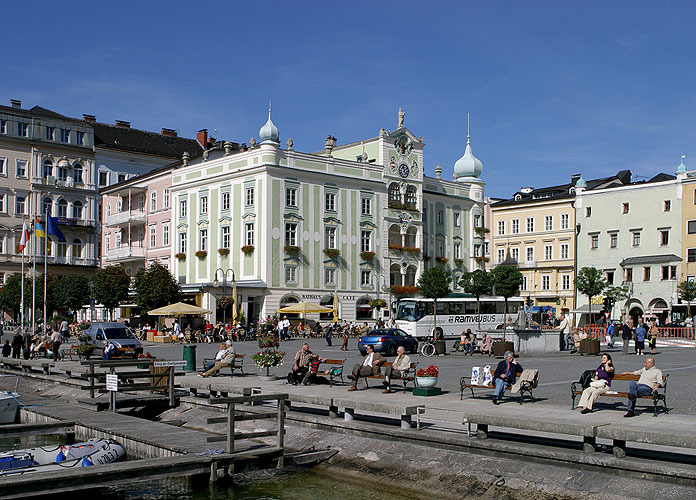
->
18, 221, 29, 253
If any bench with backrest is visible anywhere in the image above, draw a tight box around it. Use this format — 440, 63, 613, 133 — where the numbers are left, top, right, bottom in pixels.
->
570, 372, 669, 416
315, 359, 345, 386
359, 362, 418, 393
201, 353, 245, 376
460, 368, 538, 404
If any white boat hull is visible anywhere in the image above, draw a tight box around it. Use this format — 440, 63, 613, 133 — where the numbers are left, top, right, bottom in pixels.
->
0, 392, 19, 425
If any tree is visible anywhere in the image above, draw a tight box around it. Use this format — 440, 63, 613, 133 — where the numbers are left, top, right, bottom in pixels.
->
35, 273, 60, 317
55, 274, 91, 318
133, 262, 180, 316
459, 269, 492, 331
417, 267, 452, 340
0, 273, 31, 318
489, 265, 523, 338
92, 266, 131, 319
678, 280, 696, 320
604, 285, 630, 320
576, 267, 606, 325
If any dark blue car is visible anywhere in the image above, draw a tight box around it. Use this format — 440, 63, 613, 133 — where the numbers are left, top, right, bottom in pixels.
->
357, 328, 418, 356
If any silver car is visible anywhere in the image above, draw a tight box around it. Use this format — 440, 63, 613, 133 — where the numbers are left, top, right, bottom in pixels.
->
84, 322, 143, 357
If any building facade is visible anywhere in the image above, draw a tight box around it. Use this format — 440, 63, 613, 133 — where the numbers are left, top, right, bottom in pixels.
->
169, 112, 485, 325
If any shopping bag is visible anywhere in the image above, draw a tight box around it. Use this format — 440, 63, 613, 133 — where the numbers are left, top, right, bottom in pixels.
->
470, 366, 481, 385
481, 365, 492, 386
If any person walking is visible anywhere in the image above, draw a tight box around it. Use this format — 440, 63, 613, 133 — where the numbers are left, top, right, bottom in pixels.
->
621, 318, 633, 355
50, 328, 62, 361
11, 328, 24, 359
59, 319, 69, 343
559, 313, 570, 351
648, 320, 659, 354
324, 323, 332, 346
634, 321, 647, 355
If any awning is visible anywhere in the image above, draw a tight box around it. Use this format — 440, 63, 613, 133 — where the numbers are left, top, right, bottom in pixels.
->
620, 254, 681, 266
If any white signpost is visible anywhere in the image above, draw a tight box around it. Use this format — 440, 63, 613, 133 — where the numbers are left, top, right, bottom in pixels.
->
106, 374, 119, 413
154, 360, 187, 368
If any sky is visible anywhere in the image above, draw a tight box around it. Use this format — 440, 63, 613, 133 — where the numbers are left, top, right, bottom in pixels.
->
3, 1, 696, 198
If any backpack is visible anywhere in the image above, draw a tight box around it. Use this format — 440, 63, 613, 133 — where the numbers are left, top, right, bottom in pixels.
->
579, 369, 596, 389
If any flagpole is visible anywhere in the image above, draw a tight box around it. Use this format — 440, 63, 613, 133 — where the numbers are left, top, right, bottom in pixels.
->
43, 221, 48, 334
32, 198, 37, 335
20, 216, 25, 330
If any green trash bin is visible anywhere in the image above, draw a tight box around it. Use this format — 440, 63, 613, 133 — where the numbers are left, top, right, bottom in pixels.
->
183, 344, 197, 372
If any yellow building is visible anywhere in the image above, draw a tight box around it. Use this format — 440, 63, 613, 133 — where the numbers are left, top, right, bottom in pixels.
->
680, 161, 696, 282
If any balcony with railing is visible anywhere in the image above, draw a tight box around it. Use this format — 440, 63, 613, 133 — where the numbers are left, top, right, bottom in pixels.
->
105, 210, 147, 227
104, 246, 146, 262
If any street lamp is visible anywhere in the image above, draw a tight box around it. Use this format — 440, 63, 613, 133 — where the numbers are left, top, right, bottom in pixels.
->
213, 268, 235, 327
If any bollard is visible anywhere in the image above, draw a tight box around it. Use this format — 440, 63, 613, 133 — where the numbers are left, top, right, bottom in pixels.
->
183, 344, 197, 372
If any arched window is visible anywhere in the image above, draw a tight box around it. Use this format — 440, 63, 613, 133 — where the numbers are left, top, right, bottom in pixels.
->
42, 197, 52, 215
388, 224, 402, 248
72, 200, 83, 219
57, 160, 69, 181
405, 185, 417, 209
73, 163, 83, 184
388, 183, 401, 203
404, 226, 418, 248
72, 238, 83, 259
57, 199, 68, 218
43, 159, 53, 179
405, 266, 417, 287
320, 295, 334, 321
390, 263, 402, 287
356, 297, 372, 320
279, 295, 300, 320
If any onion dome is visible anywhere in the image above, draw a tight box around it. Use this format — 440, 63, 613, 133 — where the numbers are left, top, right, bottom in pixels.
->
676, 154, 687, 174
453, 134, 483, 180
259, 104, 279, 143
575, 174, 587, 188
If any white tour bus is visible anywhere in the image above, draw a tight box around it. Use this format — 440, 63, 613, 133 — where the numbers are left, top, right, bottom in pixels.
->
395, 295, 525, 340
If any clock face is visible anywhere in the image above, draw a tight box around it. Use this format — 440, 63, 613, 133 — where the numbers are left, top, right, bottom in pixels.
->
398, 163, 410, 178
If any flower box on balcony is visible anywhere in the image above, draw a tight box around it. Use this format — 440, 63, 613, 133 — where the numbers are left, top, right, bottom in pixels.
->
403, 246, 421, 255
390, 285, 419, 296
454, 259, 464, 266
175, 253, 186, 261
323, 248, 340, 258
218, 248, 230, 257
360, 251, 375, 261
436, 256, 449, 264
241, 245, 254, 256
473, 227, 490, 235
284, 245, 300, 254
388, 201, 403, 209
473, 256, 490, 263
195, 250, 207, 259
387, 243, 403, 251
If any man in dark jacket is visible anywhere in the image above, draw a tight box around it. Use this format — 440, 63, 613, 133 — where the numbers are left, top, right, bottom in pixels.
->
621, 319, 634, 355
492, 351, 523, 405
11, 329, 24, 359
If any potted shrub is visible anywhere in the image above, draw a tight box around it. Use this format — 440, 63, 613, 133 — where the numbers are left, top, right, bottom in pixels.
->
241, 245, 254, 256
218, 248, 230, 257
416, 364, 439, 388
493, 339, 515, 357
579, 335, 601, 355
454, 258, 464, 267
74, 342, 96, 360
323, 248, 340, 258
195, 250, 207, 259
284, 245, 300, 254
360, 251, 375, 261
474, 256, 489, 264
252, 349, 286, 379
175, 252, 186, 261
369, 298, 387, 310
473, 227, 490, 236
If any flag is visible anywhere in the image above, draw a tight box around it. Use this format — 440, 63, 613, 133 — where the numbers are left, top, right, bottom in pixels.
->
34, 217, 45, 238
18, 222, 30, 253
46, 215, 66, 242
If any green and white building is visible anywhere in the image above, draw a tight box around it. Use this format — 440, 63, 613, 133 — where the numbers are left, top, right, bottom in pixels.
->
169, 111, 485, 325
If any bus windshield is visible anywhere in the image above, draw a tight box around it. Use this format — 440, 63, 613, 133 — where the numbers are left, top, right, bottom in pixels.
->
396, 302, 417, 321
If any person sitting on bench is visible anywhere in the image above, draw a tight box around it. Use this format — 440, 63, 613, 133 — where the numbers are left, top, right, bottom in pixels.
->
203, 342, 229, 372
621, 356, 663, 418
382, 346, 411, 393
492, 351, 523, 405
199, 341, 235, 377
348, 345, 385, 391
578, 353, 614, 414
290, 343, 319, 385
480, 333, 493, 356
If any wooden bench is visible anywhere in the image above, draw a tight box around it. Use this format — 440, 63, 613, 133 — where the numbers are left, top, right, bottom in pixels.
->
332, 397, 424, 430
315, 359, 345, 387
202, 353, 245, 376
460, 368, 538, 404
570, 373, 669, 416
359, 362, 418, 393
0, 357, 51, 375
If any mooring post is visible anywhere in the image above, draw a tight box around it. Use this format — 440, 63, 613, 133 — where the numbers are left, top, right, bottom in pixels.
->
168, 367, 175, 407
276, 398, 285, 469
89, 362, 95, 399
226, 402, 236, 477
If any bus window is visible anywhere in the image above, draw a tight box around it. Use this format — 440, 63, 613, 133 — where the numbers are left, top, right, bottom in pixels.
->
508, 303, 520, 314
449, 302, 464, 315
436, 302, 448, 315
464, 302, 477, 314
480, 302, 496, 314
417, 301, 431, 318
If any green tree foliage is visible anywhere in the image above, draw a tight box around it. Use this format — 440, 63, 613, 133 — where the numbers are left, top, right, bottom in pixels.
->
417, 267, 452, 340
604, 285, 630, 319
459, 269, 492, 330
133, 262, 180, 316
0, 273, 31, 315
91, 266, 131, 319
576, 267, 607, 325
55, 274, 91, 318
35, 273, 60, 316
490, 265, 523, 336
678, 280, 696, 319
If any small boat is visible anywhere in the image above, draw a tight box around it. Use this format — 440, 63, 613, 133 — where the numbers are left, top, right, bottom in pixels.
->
0, 438, 126, 475
0, 392, 19, 425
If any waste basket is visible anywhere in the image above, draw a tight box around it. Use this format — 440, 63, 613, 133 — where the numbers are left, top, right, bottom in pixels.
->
183, 344, 197, 372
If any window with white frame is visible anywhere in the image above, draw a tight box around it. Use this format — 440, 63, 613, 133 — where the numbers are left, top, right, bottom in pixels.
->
42, 197, 52, 215
221, 226, 229, 249
285, 223, 297, 246
164, 189, 170, 209
544, 245, 552, 260
245, 223, 254, 247
43, 159, 53, 179
200, 196, 208, 214
15, 195, 25, 215
73, 164, 83, 184
199, 229, 207, 252
560, 243, 569, 259
325, 267, 336, 285
60, 129, 70, 142
16, 159, 26, 178
436, 210, 443, 224
526, 217, 534, 232
18, 122, 29, 137
454, 242, 462, 259
405, 187, 417, 208
57, 199, 67, 217
286, 187, 297, 207
606, 271, 614, 284
542, 275, 550, 290
76, 131, 85, 145
660, 230, 669, 246
99, 171, 108, 186
104, 235, 109, 253
497, 248, 505, 263
72, 238, 82, 258
474, 214, 482, 227
664, 200, 671, 212
632, 231, 641, 247
511, 219, 519, 234
325, 226, 337, 249
562, 275, 571, 290
163, 223, 169, 246
388, 183, 401, 203
526, 247, 534, 262
561, 213, 569, 229
360, 230, 371, 252
586, 207, 592, 217
0, 119, 6, 134
622, 202, 629, 214
72, 200, 83, 219
361, 270, 372, 287
454, 212, 460, 227
245, 187, 253, 206
325, 192, 336, 212
46, 127, 55, 141
0, 157, 6, 176
497, 220, 505, 235
179, 233, 187, 253
511, 247, 519, 262
522, 276, 527, 291
361, 197, 372, 216
474, 244, 481, 257
590, 234, 599, 249
179, 200, 187, 218
150, 226, 156, 247
544, 215, 553, 231
285, 265, 297, 283
0, 193, 5, 213
222, 191, 230, 211
150, 192, 157, 212
610, 232, 618, 248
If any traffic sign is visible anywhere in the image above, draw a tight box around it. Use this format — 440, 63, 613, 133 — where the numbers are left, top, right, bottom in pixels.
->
153, 360, 187, 368
106, 374, 119, 392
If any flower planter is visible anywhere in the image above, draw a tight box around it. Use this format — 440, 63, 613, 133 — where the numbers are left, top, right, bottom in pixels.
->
416, 376, 438, 388
579, 339, 600, 355
493, 341, 514, 357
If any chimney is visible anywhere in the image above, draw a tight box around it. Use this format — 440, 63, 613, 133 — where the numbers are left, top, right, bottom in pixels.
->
83, 114, 96, 122
115, 120, 130, 128
161, 128, 177, 137
570, 173, 581, 184
196, 129, 208, 149
10, 99, 21, 109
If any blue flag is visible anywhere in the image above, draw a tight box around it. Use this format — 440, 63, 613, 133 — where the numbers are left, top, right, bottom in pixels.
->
46, 215, 66, 242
